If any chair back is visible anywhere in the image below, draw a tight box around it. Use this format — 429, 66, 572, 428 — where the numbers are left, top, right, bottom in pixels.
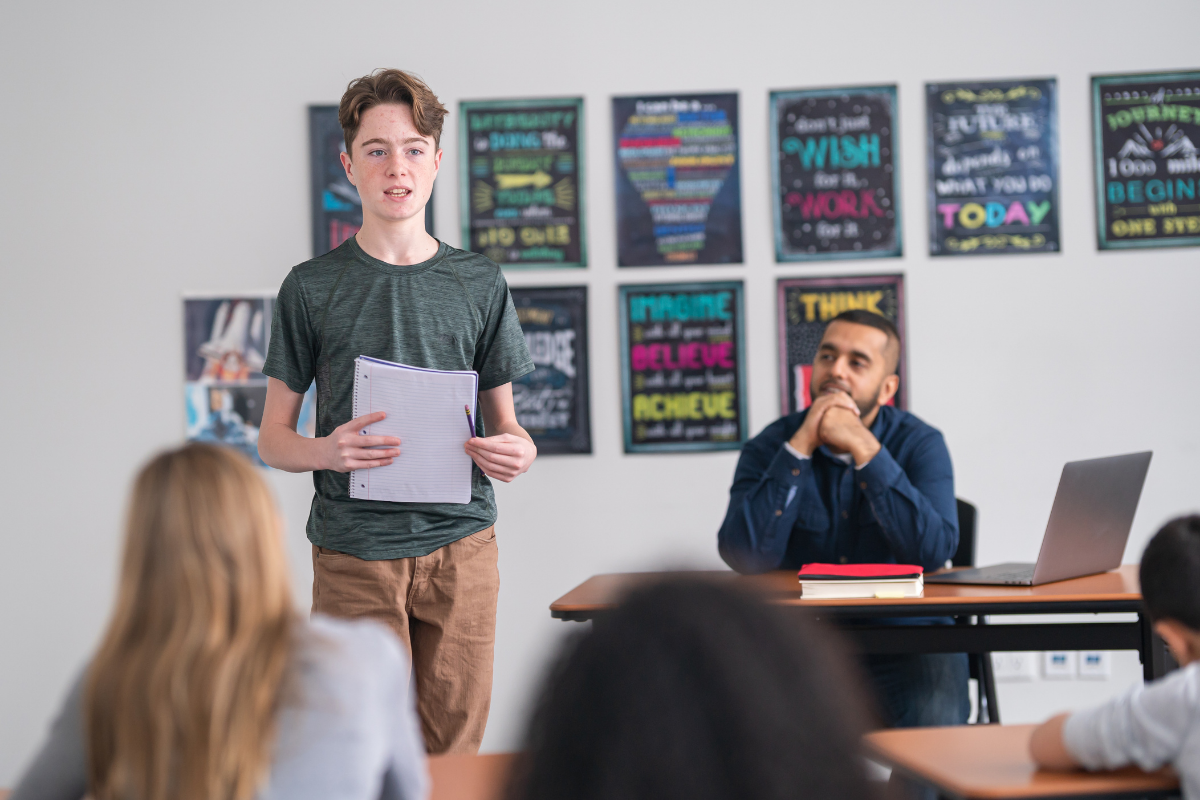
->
952, 499, 978, 568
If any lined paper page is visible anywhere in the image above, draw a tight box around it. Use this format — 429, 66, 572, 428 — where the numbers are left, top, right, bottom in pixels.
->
349, 357, 478, 504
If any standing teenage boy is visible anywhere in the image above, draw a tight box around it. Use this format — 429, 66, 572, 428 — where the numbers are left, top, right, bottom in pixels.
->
259, 69, 537, 754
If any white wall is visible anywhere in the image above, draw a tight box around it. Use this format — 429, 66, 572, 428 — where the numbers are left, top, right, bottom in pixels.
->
3, 0, 1200, 783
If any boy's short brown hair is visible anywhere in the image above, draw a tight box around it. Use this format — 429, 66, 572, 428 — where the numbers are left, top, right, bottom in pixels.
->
339, 69, 447, 155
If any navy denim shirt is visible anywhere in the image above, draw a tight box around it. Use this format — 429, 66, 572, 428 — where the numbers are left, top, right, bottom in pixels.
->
718, 405, 958, 575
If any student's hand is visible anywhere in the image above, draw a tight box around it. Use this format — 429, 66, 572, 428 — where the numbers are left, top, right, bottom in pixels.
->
819, 406, 881, 466
788, 391, 859, 457
465, 434, 536, 483
321, 412, 402, 473
1029, 714, 1078, 770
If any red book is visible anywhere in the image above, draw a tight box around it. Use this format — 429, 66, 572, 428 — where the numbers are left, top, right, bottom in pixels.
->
798, 563, 924, 581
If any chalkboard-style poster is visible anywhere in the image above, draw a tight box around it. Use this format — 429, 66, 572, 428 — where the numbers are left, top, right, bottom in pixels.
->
770, 86, 902, 261
1092, 72, 1200, 250
510, 286, 591, 454
926, 79, 1059, 256
459, 98, 585, 268
613, 93, 743, 266
308, 106, 434, 257
618, 281, 747, 453
776, 275, 906, 415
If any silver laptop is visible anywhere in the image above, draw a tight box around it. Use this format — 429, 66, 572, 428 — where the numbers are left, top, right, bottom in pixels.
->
926, 451, 1152, 586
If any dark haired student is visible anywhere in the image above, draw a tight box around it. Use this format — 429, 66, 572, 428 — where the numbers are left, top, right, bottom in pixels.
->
718, 310, 968, 728
508, 579, 874, 800
1031, 516, 1200, 798
257, 69, 536, 754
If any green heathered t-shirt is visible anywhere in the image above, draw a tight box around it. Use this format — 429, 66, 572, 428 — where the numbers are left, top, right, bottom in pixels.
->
263, 237, 535, 560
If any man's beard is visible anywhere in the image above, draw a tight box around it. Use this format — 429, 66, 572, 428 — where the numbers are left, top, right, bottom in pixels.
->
853, 393, 879, 418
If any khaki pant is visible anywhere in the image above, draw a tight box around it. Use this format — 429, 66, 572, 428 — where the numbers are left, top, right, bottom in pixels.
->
312, 527, 499, 754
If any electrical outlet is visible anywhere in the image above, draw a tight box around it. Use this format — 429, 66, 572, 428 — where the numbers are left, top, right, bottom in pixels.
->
1044, 651, 1077, 679
1078, 651, 1112, 679
992, 651, 1038, 681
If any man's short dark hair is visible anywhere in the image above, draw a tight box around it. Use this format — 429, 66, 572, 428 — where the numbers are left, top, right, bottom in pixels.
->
1140, 515, 1200, 629
827, 310, 901, 374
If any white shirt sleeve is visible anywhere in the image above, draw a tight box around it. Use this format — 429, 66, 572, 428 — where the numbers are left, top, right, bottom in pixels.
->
1062, 663, 1200, 773
783, 442, 810, 461
786, 442, 872, 470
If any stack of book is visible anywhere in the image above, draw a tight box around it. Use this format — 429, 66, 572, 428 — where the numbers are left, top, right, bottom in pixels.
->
798, 563, 924, 599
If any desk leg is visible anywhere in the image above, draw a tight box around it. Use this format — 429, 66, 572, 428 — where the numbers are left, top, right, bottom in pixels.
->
1140, 612, 1179, 681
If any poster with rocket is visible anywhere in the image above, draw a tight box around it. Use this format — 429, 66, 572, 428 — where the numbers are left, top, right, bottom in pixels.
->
183, 293, 315, 465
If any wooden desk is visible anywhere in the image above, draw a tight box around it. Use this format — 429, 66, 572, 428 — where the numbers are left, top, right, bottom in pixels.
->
429, 752, 515, 800
550, 566, 1173, 680
5, 735, 1176, 800
864, 724, 1178, 799
0, 759, 516, 800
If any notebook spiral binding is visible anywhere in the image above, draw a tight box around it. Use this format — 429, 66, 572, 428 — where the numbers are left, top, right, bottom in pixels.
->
349, 357, 364, 499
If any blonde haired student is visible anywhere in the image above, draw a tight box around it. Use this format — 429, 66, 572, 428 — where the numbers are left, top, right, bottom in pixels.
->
11, 443, 428, 800
1031, 515, 1200, 799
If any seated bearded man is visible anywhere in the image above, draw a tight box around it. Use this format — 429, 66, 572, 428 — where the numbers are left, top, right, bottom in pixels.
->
718, 309, 967, 728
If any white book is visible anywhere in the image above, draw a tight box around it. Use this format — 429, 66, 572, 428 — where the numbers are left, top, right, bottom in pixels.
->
799, 575, 924, 600
349, 356, 479, 504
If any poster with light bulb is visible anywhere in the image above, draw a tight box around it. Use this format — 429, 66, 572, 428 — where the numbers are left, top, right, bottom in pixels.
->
612, 93, 744, 267
183, 293, 315, 466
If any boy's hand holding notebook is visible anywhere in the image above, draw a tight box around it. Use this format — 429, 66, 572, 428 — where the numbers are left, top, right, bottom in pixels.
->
349, 356, 479, 505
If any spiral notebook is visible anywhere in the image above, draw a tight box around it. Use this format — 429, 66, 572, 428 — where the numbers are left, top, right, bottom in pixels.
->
349, 356, 479, 504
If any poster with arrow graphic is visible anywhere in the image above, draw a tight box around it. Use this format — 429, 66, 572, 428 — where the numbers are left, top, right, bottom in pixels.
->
613, 92, 743, 267
459, 97, 585, 268
308, 105, 433, 257
926, 79, 1059, 256
1092, 71, 1200, 250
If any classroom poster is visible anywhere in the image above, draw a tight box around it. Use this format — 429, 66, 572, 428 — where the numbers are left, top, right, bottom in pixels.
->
183, 294, 315, 466
510, 286, 592, 455
308, 105, 434, 257
618, 282, 747, 453
459, 98, 585, 268
613, 93, 743, 266
776, 275, 906, 415
1092, 71, 1200, 250
926, 79, 1059, 256
770, 86, 902, 261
